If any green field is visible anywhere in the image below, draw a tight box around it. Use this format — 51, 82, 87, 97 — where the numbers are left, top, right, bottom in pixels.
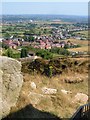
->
74, 30, 88, 38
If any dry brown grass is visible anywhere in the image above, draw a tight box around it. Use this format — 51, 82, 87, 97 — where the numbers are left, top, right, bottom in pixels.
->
66, 39, 88, 46
11, 71, 88, 118
10, 57, 89, 119
68, 46, 88, 52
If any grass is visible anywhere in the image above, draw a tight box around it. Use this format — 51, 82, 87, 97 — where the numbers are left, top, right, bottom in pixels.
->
68, 46, 88, 52
34, 20, 71, 25
10, 57, 89, 119
65, 39, 88, 46
65, 38, 88, 52
18, 72, 88, 118
74, 30, 88, 38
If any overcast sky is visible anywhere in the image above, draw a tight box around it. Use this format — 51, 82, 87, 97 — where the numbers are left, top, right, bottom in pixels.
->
2, 2, 88, 16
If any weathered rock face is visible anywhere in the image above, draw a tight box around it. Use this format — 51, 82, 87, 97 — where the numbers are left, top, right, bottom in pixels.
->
0, 56, 23, 119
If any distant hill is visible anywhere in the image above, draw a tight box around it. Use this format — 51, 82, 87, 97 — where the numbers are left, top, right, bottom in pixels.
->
2, 14, 88, 23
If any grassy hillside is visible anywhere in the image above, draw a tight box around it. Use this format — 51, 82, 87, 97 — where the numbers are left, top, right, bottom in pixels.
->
9, 57, 89, 119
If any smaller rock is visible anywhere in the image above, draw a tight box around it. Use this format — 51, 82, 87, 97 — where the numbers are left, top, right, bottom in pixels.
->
30, 82, 36, 90
42, 87, 57, 95
72, 93, 88, 104
28, 92, 44, 105
61, 89, 72, 94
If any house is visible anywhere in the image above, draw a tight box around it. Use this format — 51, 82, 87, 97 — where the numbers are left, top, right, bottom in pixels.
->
45, 43, 51, 49
9, 44, 17, 49
33, 45, 39, 49
13, 40, 20, 46
0, 38, 3, 42
2, 39, 19, 49
39, 44, 45, 49
21, 42, 30, 46
59, 41, 66, 48
3, 39, 12, 45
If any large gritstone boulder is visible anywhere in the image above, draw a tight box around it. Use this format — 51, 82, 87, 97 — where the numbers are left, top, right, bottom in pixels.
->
0, 56, 23, 119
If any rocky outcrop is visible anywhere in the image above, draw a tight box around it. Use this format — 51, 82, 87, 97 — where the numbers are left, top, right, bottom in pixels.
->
0, 56, 23, 119
61, 89, 72, 95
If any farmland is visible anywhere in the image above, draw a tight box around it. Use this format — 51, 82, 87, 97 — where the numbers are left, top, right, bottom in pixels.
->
73, 30, 88, 38
68, 46, 88, 52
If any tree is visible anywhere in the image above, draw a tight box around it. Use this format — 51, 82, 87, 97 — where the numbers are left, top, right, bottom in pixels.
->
48, 66, 53, 78
4, 32, 10, 38
7, 48, 13, 57
36, 49, 53, 59
13, 32, 18, 38
23, 35, 28, 41
28, 36, 35, 42
2, 43, 9, 49
64, 44, 69, 49
20, 48, 27, 58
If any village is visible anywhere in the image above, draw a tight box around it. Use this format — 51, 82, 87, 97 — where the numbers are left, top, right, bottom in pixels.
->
0, 16, 88, 58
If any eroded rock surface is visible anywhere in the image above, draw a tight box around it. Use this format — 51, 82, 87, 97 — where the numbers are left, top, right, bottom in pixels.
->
0, 56, 23, 119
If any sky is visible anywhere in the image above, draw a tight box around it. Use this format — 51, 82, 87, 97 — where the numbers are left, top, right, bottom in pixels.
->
2, 1, 88, 16
2, 0, 89, 2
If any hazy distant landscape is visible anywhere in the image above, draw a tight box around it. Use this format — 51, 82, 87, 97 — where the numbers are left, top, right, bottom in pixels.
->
2, 14, 88, 23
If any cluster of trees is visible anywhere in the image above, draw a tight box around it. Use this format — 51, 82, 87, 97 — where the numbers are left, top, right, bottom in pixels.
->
64, 44, 81, 49
36, 49, 53, 59
21, 46, 53, 59
50, 47, 70, 56
2, 43, 28, 58
3, 48, 20, 58
23, 35, 35, 42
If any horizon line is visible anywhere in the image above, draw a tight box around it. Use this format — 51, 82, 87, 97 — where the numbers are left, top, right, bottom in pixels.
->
1, 14, 88, 17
